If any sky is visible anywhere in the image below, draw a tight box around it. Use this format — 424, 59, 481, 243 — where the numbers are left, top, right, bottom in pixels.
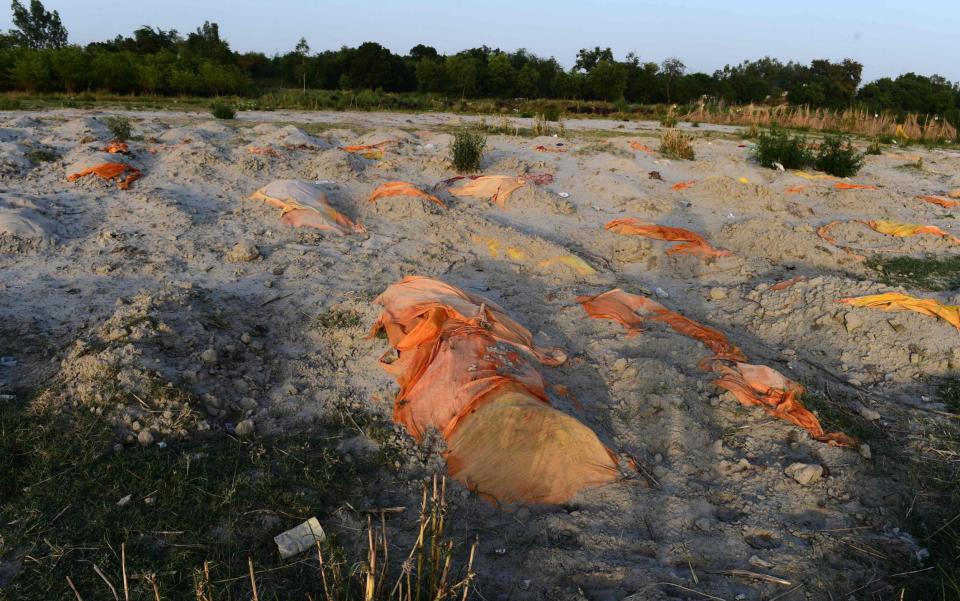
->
4, 0, 958, 83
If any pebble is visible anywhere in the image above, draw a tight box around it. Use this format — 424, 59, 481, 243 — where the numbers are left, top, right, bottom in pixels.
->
785, 462, 823, 485
235, 419, 255, 437
709, 287, 728, 301
225, 242, 260, 263
240, 332, 252, 344
200, 348, 218, 365
859, 444, 872, 459
694, 517, 713, 531
948, 188, 960, 199
859, 405, 881, 421
137, 430, 154, 447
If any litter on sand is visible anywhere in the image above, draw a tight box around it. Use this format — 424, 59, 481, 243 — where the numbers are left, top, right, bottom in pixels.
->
247, 146, 281, 157
535, 145, 567, 153
448, 175, 526, 207
630, 142, 655, 154
367, 181, 447, 208
372, 276, 619, 504
835, 182, 880, 190
671, 180, 696, 190
67, 162, 142, 190
864, 220, 960, 244
577, 288, 854, 446
794, 171, 836, 181
605, 217, 731, 259
249, 179, 366, 235
274, 517, 325, 559
103, 142, 129, 154
785, 185, 809, 194
840, 292, 960, 330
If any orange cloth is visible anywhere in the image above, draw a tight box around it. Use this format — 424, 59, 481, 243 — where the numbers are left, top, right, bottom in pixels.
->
770, 276, 807, 291
339, 140, 394, 153
671, 180, 695, 190
103, 142, 128, 154
835, 182, 880, 190
535, 145, 567, 153
449, 175, 525, 207
374, 276, 619, 504
840, 292, 960, 330
249, 179, 365, 235
67, 162, 141, 190
367, 181, 447, 209
247, 146, 281, 157
917, 195, 960, 209
605, 217, 731, 258
630, 142, 655, 154
710, 362, 855, 446
578, 288, 853, 446
785, 185, 809, 194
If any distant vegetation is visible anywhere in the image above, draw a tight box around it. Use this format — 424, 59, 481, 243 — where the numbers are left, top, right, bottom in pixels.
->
0, 0, 957, 140
755, 128, 864, 176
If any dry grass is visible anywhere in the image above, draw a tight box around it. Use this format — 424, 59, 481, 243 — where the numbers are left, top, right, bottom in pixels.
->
659, 129, 695, 160
684, 101, 958, 142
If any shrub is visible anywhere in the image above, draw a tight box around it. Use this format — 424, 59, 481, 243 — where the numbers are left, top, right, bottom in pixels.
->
755, 128, 813, 169
211, 103, 236, 119
0, 98, 22, 110
659, 129, 695, 160
814, 134, 864, 177
865, 139, 882, 155
26, 147, 58, 163
660, 113, 678, 128
542, 105, 561, 121
744, 124, 759, 139
103, 115, 131, 141
450, 129, 486, 172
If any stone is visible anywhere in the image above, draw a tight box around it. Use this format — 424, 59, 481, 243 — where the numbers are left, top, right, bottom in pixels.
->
225, 242, 260, 263
859, 405, 881, 421
859, 444, 872, 459
784, 462, 823, 485
137, 430, 154, 447
200, 348, 218, 365
709, 287, 728, 301
240, 332, 252, 344
235, 419, 255, 437
948, 188, 960, 199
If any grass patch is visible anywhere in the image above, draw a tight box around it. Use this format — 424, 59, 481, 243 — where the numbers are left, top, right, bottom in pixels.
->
659, 129, 695, 160
211, 103, 237, 120
755, 127, 813, 169
0, 392, 407, 600
866, 254, 960, 291
25, 148, 58, 163
315, 309, 362, 329
104, 115, 132, 142
814, 134, 864, 177
450, 129, 486, 173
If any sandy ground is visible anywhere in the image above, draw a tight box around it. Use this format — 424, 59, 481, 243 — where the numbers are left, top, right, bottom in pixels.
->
2, 108, 960, 600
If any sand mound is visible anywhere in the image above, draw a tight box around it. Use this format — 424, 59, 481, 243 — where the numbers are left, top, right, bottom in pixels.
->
306, 149, 368, 181
53, 117, 108, 141
505, 183, 576, 215
0, 197, 55, 251
365, 192, 446, 221
718, 218, 843, 267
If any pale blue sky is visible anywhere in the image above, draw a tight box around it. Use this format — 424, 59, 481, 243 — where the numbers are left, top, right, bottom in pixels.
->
5, 0, 957, 83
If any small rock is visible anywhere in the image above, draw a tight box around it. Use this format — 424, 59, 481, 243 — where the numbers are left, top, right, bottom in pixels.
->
844, 312, 863, 333
225, 242, 260, 263
137, 430, 154, 447
784, 462, 823, 485
948, 188, 960, 199
116, 494, 132, 507
859, 405, 881, 421
909, 352, 921, 365
694, 517, 712, 531
200, 348, 218, 365
709, 287, 728, 301
235, 419, 255, 437
859, 444, 872, 459
239, 397, 258, 411
240, 332, 252, 344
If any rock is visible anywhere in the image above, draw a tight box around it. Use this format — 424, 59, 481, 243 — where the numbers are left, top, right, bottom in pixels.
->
200, 348, 218, 365
137, 430, 154, 447
239, 397, 258, 411
859, 405, 881, 421
116, 494, 132, 506
235, 419, 255, 436
785, 462, 823, 485
709, 287, 728, 301
694, 517, 713, 531
859, 444, 872, 459
844, 312, 862, 333
225, 242, 260, 263
948, 188, 960, 199
240, 332, 252, 344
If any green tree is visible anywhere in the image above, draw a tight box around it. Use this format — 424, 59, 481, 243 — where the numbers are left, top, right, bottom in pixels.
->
574, 46, 613, 73
660, 57, 685, 103
486, 53, 515, 97
9, 0, 67, 49
514, 64, 539, 98
586, 60, 626, 101
49, 45, 87, 92
10, 49, 49, 91
446, 54, 479, 98
295, 37, 310, 92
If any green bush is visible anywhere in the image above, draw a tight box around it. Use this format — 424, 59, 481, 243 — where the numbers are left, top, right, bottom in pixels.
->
542, 105, 561, 121
0, 98, 22, 110
211, 103, 236, 119
450, 129, 486, 172
814, 134, 864, 177
103, 115, 131, 141
755, 128, 813, 169
660, 113, 678, 128
660, 129, 695, 160
865, 139, 882, 155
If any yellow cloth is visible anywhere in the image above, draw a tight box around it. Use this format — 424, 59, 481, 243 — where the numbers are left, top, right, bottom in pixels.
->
840, 293, 960, 330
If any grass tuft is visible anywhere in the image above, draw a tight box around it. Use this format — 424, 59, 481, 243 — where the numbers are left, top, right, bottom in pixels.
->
659, 129, 695, 160
450, 129, 486, 173
865, 254, 960, 291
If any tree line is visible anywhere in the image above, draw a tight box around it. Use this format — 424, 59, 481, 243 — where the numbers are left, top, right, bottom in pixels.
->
1, 0, 958, 124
